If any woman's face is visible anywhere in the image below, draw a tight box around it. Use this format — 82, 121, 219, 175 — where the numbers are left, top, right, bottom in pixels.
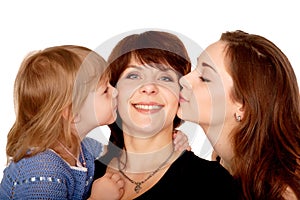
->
177, 41, 239, 161
116, 57, 180, 138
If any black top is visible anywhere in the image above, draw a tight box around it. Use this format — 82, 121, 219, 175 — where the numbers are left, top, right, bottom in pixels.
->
94, 151, 238, 199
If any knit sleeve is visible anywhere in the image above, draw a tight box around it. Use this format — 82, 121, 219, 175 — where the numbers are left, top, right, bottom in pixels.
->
82, 137, 104, 159
4, 151, 75, 199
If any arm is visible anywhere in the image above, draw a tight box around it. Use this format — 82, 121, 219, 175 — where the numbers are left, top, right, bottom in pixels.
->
2, 155, 73, 199
88, 172, 124, 200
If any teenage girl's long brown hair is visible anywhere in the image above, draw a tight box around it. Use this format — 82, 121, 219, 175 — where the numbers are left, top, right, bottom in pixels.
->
221, 30, 300, 199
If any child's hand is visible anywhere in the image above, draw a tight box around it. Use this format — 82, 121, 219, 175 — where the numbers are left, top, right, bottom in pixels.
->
89, 172, 124, 200
173, 130, 191, 152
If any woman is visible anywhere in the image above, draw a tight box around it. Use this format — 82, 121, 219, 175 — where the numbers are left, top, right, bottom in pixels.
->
93, 30, 237, 199
178, 30, 300, 199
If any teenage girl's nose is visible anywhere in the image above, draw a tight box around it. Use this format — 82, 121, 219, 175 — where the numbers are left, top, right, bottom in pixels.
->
179, 75, 192, 90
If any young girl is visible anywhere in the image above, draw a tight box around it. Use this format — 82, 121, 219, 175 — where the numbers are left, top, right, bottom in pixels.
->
0, 45, 189, 199
0, 45, 123, 199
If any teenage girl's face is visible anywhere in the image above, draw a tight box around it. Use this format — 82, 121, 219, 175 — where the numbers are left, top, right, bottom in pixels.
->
177, 41, 238, 129
116, 57, 180, 138
177, 41, 239, 161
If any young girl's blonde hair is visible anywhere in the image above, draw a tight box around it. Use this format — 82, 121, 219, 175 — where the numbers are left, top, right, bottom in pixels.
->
7, 45, 108, 162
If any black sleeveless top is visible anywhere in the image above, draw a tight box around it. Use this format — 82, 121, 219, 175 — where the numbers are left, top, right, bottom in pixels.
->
93, 151, 238, 199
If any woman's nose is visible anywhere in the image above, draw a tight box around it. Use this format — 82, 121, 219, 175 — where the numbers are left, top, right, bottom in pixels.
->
139, 83, 158, 95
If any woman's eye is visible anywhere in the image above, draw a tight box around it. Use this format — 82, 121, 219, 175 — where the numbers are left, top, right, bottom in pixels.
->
200, 76, 211, 82
126, 73, 140, 79
159, 76, 174, 82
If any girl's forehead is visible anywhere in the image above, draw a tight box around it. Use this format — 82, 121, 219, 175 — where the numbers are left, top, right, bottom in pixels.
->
197, 41, 226, 72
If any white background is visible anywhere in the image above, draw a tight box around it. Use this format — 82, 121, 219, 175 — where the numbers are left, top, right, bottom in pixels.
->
1, 1, 299, 180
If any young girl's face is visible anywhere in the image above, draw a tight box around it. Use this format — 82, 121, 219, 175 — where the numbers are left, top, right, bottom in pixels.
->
177, 41, 238, 164
75, 80, 118, 137
94, 81, 119, 125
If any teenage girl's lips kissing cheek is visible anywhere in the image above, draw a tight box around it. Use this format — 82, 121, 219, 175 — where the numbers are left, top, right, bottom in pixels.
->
179, 93, 189, 103
132, 101, 164, 114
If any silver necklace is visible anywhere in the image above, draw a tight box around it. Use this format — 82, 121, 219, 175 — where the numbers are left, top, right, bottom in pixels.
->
57, 140, 86, 168
118, 147, 174, 193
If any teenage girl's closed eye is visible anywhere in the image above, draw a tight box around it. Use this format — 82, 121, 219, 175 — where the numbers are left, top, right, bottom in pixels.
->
199, 76, 211, 82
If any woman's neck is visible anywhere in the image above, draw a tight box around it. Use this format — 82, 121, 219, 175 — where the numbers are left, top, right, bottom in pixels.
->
113, 142, 176, 173
122, 126, 174, 153
108, 126, 181, 173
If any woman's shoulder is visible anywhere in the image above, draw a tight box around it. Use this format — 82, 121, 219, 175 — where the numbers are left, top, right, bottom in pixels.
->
170, 151, 238, 198
178, 151, 225, 169
174, 151, 235, 183
137, 151, 238, 199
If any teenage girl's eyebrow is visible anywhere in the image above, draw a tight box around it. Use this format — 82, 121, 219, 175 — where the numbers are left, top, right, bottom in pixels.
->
202, 62, 217, 73
196, 56, 217, 73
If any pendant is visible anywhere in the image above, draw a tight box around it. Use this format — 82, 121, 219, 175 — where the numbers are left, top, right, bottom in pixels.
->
134, 183, 142, 193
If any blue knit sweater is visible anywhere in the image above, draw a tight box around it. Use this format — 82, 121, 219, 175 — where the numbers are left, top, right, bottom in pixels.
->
0, 137, 103, 200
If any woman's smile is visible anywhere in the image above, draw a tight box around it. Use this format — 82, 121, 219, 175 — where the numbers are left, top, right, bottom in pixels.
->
132, 102, 164, 114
